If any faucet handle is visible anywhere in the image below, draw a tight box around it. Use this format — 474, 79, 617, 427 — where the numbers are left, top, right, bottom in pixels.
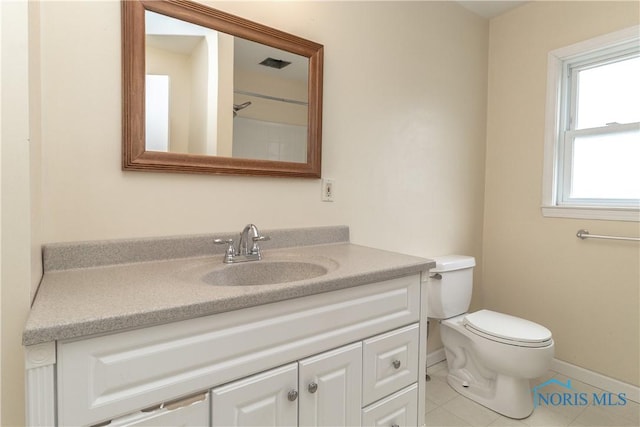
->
214, 238, 236, 259
214, 238, 234, 245
250, 234, 270, 257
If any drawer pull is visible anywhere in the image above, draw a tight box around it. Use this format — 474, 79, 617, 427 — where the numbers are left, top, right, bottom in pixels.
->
392, 359, 401, 369
308, 382, 318, 393
140, 403, 162, 413
391, 424, 400, 427
164, 392, 208, 411
288, 389, 299, 401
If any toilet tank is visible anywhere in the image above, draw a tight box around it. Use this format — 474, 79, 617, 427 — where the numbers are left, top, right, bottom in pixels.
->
427, 255, 475, 319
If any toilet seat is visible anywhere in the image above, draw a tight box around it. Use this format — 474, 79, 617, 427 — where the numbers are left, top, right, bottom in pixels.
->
463, 309, 552, 348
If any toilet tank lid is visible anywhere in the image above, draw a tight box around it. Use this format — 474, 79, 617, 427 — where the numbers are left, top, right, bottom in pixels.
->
431, 255, 475, 272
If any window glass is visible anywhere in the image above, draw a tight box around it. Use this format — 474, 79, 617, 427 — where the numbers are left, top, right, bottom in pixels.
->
570, 129, 640, 200
145, 74, 171, 152
575, 56, 640, 129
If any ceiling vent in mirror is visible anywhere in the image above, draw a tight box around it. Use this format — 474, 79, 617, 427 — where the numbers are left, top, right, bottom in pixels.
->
259, 57, 292, 69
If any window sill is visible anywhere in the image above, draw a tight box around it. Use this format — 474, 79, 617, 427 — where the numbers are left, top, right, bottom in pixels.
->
541, 205, 640, 222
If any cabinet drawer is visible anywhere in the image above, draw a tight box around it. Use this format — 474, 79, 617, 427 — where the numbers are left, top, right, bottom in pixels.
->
362, 383, 418, 427
362, 323, 419, 406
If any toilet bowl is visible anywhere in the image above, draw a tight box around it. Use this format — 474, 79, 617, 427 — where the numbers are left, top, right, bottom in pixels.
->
440, 310, 554, 418
427, 256, 554, 419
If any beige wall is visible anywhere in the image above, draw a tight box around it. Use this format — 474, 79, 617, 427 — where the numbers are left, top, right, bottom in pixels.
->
38, 0, 488, 257
146, 45, 192, 153
0, 1, 488, 423
1, 1, 41, 426
484, 1, 640, 386
216, 32, 234, 157
189, 37, 210, 154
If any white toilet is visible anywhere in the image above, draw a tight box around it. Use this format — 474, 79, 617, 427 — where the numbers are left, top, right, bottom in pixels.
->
427, 255, 554, 419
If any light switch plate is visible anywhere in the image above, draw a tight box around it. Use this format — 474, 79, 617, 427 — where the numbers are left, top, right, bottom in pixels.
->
321, 179, 334, 202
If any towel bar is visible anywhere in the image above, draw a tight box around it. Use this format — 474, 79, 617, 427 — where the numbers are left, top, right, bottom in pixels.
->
576, 229, 640, 242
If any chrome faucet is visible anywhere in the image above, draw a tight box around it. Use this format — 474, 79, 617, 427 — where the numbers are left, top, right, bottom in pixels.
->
214, 224, 270, 263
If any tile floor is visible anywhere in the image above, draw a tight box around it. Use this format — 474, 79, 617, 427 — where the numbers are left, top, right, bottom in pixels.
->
425, 361, 640, 427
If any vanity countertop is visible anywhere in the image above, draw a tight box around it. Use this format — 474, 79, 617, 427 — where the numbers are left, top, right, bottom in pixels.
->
23, 227, 434, 346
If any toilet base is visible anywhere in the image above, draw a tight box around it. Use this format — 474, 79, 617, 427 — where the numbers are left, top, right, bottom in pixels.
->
439, 311, 554, 419
447, 371, 534, 419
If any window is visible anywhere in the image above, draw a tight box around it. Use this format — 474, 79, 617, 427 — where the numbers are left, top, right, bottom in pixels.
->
542, 26, 640, 221
145, 74, 170, 152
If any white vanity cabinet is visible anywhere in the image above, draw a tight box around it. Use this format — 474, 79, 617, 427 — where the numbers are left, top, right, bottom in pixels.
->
212, 342, 362, 427
26, 274, 428, 427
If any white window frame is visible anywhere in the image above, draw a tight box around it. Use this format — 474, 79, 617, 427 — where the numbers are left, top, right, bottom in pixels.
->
542, 25, 640, 222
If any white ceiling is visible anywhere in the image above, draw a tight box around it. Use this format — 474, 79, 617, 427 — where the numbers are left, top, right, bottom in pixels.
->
457, 1, 529, 19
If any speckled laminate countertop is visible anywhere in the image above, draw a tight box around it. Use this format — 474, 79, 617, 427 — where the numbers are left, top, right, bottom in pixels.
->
23, 226, 434, 346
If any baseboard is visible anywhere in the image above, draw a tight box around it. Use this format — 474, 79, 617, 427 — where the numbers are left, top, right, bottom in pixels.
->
426, 349, 639, 403
551, 359, 640, 404
426, 348, 446, 367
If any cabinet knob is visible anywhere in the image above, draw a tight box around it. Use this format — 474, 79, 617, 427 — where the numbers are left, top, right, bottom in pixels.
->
308, 382, 318, 393
392, 359, 401, 369
287, 389, 298, 402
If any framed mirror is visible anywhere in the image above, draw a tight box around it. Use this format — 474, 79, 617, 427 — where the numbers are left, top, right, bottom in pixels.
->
122, 0, 324, 177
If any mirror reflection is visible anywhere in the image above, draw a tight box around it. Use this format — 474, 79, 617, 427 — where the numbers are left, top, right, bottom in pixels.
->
144, 11, 309, 163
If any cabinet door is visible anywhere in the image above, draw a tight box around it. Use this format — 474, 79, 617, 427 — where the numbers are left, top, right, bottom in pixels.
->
298, 342, 363, 427
211, 363, 298, 427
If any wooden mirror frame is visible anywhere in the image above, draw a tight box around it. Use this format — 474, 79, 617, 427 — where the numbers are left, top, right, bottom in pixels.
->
122, 0, 323, 177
